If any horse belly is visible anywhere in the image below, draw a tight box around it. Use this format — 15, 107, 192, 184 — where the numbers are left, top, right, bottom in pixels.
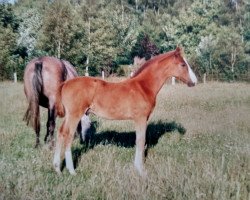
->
90, 102, 134, 120
90, 94, 150, 120
88, 79, 152, 120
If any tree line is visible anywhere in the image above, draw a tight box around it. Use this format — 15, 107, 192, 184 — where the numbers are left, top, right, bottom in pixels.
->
0, 0, 249, 82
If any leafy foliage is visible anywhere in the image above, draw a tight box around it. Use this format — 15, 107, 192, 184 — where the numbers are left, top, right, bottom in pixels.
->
0, 0, 249, 81
130, 32, 159, 60
0, 3, 18, 80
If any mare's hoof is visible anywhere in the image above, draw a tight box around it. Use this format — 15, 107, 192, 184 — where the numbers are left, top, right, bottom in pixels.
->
49, 140, 55, 150
45, 137, 55, 150
34, 143, 40, 148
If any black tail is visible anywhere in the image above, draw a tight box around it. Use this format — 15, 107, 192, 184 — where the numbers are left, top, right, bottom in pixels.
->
33, 61, 43, 100
23, 61, 43, 144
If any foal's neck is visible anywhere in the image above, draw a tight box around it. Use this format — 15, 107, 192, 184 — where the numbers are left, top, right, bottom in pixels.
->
133, 59, 172, 98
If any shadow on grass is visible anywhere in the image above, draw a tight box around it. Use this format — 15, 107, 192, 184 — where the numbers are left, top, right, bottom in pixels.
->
62, 120, 186, 171
88, 120, 185, 148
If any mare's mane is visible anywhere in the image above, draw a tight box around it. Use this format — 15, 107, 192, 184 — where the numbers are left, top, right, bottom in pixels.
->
131, 49, 177, 78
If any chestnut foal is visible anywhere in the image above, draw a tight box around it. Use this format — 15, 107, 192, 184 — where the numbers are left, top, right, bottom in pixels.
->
54, 47, 197, 175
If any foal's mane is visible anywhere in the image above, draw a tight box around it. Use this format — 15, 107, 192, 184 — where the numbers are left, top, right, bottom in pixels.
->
131, 49, 177, 78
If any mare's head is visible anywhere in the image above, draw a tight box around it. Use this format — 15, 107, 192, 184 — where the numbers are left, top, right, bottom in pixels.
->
166, 47, 197, 87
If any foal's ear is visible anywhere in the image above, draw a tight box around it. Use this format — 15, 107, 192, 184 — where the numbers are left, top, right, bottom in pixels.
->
175, 46, 184, 56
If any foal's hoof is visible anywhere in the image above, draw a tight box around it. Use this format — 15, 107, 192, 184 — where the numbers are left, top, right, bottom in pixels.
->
54, 167, 62, 175
135, 165, 147, 178
69, 170, 77, 176
139, 170, 147, 178
53, 162, 62, 175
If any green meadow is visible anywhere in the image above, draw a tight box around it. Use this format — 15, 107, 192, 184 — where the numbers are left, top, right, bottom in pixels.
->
0, 81, 249, 200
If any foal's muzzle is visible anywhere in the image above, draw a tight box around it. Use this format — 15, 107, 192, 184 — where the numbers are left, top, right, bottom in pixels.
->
187, 81, 196, 87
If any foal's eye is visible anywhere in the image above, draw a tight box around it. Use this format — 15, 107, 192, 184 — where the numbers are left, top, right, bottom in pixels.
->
181, 63, 186, 67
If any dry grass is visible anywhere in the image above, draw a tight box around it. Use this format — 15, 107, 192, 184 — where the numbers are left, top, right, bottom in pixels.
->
0, 81, 249, 200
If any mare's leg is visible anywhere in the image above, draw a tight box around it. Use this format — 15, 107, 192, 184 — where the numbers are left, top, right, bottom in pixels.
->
35, 122, 40, 148
79, 114, 91, 142
45, 107, 56, 146
134, 118, 147, 176
33, 102, 40, 148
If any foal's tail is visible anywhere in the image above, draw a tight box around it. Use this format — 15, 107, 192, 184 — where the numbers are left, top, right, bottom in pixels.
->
23, 61, 43, 135
55, 83, 65, 118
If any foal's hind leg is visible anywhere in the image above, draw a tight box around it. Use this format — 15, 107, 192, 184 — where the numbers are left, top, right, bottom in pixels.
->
53, 115, 80, 175
53, 119, 67, 174
64, 116, 80, 175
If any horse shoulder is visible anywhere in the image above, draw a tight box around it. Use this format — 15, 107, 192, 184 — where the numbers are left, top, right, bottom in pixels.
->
124, 80, 156, 115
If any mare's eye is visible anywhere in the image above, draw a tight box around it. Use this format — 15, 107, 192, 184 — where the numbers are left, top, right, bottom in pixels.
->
181, 63, 186, 67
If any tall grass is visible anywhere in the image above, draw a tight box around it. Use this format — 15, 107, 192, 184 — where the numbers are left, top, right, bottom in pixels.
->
0, 81, 249, 200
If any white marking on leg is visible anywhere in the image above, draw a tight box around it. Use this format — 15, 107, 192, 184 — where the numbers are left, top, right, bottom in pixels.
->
53, 140, 62, 174
184, 58, 197, 84
65, 148, 76, 175
134, 122, 147, 177
134, 145, 144, 174
80, 114, 91, 141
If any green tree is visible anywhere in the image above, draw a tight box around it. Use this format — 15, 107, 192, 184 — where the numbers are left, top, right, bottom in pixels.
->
108, 3, 140, 65
214, 26, 245, 81
196, 34, 218, 81
1, 0, 248, 81
0, 3, 19, 80
16, 8, 42, 57
36, 0, 88, 73
37, 0, 77, 58
88, 15, 119, 76
130, 32, 159, 60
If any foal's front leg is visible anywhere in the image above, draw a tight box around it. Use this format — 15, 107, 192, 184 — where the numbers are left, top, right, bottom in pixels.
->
64, 117, 79, 175
134, 119, 147, 176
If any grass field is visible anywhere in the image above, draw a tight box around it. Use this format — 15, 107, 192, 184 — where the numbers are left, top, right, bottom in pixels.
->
0, 81, 249, 200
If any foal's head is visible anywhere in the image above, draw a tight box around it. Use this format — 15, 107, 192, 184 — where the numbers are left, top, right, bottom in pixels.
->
167, 47, 197, 87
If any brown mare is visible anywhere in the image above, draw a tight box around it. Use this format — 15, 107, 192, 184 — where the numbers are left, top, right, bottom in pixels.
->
23, 56, 78, 147
53, 47, 198, 176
